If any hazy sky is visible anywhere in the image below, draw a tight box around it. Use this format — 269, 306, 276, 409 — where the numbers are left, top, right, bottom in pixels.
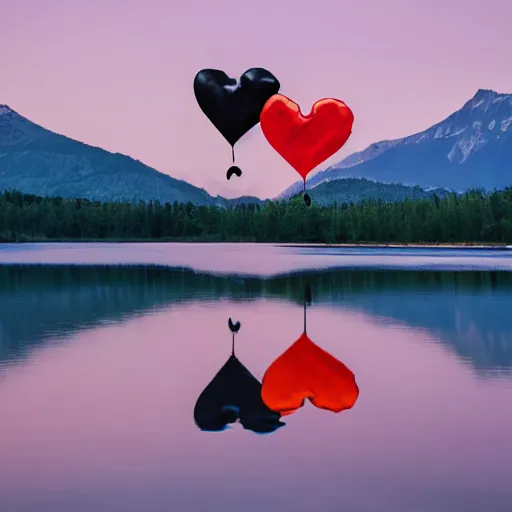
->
3, 0, 511, 198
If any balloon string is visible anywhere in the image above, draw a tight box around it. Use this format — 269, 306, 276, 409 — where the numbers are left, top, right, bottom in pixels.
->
232, 146, 235, 164
303, 300, 307, 334
232, 332, 235, 356
303, 180, 306, 192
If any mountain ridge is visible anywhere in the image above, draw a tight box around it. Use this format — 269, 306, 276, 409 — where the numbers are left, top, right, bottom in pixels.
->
3, 88, 510, 207
0, 103, 449, 207
0, 104, 243, 206
279, 89, 512, 199
305, 177, 451, 206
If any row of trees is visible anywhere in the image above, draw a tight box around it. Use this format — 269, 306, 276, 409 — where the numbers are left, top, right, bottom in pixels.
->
1, 188, 512, 243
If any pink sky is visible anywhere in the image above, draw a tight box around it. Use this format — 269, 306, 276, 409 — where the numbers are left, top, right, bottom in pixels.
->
3, 0, 511, 199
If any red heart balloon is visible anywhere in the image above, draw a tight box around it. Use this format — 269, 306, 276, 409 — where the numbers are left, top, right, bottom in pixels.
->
260, 94, 354, 181
261, 332, 359, 416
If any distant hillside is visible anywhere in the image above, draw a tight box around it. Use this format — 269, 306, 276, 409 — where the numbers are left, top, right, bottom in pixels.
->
280, 89, 512, 199
299, 178, 451, 206
0, 105, 234, 206
223, 195, 265, 207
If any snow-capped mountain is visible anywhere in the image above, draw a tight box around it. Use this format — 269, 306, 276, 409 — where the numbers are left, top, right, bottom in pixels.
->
279, 89, 512, 199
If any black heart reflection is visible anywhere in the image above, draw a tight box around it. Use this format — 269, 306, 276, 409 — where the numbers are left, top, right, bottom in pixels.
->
194, 355, 285, 434
194, 68, 280, 146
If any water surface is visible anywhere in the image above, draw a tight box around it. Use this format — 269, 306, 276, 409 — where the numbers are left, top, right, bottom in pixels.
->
0, 246, 511, 511
1, 242, 512, 275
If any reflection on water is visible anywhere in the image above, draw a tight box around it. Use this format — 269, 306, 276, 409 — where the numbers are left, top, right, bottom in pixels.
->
1, 265, 512, 375
194, 318, 285, 434
262, 332, 360, 417
0, 264, 512, 511
261, 285, 359, 417
193, 288, 360, 435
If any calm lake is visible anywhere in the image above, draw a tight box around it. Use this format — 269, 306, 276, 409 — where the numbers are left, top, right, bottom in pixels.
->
1, 244, 512, 511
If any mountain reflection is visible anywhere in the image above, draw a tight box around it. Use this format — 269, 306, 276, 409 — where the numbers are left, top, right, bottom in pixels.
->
193, 318, 284, 434
1, 265, 512, 375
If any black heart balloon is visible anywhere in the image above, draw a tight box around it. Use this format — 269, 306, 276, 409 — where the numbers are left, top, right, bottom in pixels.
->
194, 68, 280, 179
193, 355, 285, 434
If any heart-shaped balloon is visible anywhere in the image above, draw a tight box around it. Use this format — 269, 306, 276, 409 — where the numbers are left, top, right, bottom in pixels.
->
260, 94, 354, 181
261, 333, 359, 415
194, 68, 281, 147
194, 355, 285, 434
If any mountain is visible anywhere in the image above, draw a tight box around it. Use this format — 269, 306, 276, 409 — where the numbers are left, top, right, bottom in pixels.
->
296, 177, 450, 206
279, 89, 512, 199
223, 195, 266, 207
0, 104, 246, 206
6, 89, 508, 208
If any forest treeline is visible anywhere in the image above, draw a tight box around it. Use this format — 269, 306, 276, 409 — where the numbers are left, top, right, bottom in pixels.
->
1, 188, 512, 244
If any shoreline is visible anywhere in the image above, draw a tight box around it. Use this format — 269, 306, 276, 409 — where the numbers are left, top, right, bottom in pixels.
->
276, 243, 511, 250
0, 239, 510, 249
